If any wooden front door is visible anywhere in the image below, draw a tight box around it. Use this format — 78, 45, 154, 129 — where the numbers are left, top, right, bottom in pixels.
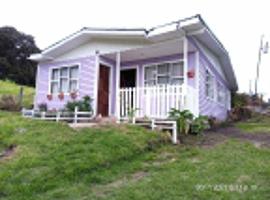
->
97, 65, 110, 116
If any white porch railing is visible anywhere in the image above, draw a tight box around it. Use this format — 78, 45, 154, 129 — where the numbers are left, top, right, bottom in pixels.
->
119, 85, 197, 119
21, 107, 93, 124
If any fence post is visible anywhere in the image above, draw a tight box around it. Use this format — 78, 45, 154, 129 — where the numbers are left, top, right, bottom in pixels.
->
21, 108, 25, 116
18, 87, 24, 108
151, 119, 155, 130
41, 111, 45, 119
172, 121, 178, 144
56, 111, 60, 122
74, 106, 78, 124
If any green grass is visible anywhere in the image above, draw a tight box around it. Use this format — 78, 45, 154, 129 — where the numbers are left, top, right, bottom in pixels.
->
0, 80, 35, 108
236, 115, 270, 133
0, 111, 269, 199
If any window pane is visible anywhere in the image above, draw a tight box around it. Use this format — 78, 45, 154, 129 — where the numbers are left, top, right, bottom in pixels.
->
60, 67, 68, 77
52, 69, 59, 80
145, 66, 156, 80
157, 63, 169, 74
171, 62, 184, 76
60, 78, 68, 92
51, 82, 58, 94
157, 76, 169, 85
145, 80, 156, 86
70, 66, 78, 78
70, 80, 78, 92
171, 78, 184, 85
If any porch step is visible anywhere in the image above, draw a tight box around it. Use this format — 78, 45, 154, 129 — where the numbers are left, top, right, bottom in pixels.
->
120, 118, 178, 144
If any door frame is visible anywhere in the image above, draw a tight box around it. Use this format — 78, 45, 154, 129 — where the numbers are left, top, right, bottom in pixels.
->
97, 60, 113, 116
120, 65, 139, 88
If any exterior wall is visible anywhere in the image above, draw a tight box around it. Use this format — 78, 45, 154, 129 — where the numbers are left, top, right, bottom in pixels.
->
35, 56, 96, 110
198, 54, 231, 120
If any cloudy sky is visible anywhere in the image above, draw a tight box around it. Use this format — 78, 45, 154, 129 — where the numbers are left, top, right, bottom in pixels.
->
1, 0, 270, 97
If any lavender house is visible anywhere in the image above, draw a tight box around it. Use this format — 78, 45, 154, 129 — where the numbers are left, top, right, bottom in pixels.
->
30, 15, 238, 120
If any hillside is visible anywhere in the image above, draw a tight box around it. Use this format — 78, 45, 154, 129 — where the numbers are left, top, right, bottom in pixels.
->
0, 80, 35, 108
0, 112, 269, 199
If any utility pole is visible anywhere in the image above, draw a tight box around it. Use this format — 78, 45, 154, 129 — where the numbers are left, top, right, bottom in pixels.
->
255, 35, 268, 96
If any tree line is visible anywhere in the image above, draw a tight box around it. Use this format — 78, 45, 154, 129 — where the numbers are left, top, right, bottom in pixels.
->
0, 26, 40, 86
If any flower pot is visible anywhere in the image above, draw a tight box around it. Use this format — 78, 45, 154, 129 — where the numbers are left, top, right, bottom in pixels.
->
47, 94, 53, 101
58, 93, 64, 100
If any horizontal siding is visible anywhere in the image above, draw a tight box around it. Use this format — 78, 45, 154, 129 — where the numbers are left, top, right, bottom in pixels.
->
35, 56, 96, 110
199, 56, 230, 120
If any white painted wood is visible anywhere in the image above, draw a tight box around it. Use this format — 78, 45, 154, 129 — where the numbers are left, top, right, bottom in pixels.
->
118, 85, 187, 119
115, 52, 121, 118
74, 106, 78, 124
94, 52, 100, 116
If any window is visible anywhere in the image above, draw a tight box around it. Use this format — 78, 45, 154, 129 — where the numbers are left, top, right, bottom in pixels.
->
217, 82, 225, 104
144, 61, 184, 86
205, 69, 214, 99
50, 65, 79, 94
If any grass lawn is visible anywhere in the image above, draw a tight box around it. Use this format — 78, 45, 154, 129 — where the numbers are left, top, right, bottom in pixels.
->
0, 111, 269, 200
0, 80, 35, 108
236, 115, 270, 133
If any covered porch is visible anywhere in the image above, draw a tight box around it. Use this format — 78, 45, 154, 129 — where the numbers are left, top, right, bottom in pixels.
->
96, 37, 199, 119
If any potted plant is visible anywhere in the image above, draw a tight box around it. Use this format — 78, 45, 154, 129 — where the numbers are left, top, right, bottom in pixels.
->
47, 94, 53, 101
70, 91, 77, 99
58, 92, 64, 100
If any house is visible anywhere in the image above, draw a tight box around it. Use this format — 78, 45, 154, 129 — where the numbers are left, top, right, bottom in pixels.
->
30, 15, 238, 121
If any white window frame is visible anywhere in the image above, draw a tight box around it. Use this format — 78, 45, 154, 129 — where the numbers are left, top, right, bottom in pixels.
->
205, 69, 215, 100
143, 60, 185, 86
48, 64, 80, 95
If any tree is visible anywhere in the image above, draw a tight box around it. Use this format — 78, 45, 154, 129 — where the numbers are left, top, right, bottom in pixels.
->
0, 26, 40, 86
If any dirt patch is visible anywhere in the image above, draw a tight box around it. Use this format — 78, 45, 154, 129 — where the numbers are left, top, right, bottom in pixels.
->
214, 126, 270, 148
0, 144, 17, 160
179, 125, 270, 149
92, 171, 149, 198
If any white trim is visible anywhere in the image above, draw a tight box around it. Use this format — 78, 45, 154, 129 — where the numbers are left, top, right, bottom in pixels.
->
48, 63, 81, 96
183, 37, 188, 94
120, 65, 139, 88
99, 59, 114, 116
115, 52, 121, 118
34, 64, 40, 109
195, 51, 200, 117
93, 52, 100, 116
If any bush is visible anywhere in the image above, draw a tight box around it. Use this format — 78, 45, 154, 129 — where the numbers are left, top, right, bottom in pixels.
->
169, 109, 194, 134
65, 96, 93, 112
38, 103, 47, 112
232, 93, 250, 108
190, 116, 210, 135
168, 109, 210, 135
0, 95, 20, 111
229, 107, 252, 122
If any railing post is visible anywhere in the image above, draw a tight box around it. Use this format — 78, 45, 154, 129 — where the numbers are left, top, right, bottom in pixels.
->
151, 119, 155, 130
21, 108, 25, 117
74, 106, 78, 124
172, 121, 178, 144
41, 111, 45, 119
56, 111, 60, 122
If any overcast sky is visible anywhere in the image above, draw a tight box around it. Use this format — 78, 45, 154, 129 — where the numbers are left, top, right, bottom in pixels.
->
1, 0, 270, 98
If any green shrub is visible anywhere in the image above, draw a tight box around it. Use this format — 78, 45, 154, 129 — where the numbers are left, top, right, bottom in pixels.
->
229, 107, 252, 122
38, 103, 47, 111
190, 116, 210, 135
169, 109, 210, 135
0, 95, 20, 111
65, 95, 93, 112
169, 109, 194, 134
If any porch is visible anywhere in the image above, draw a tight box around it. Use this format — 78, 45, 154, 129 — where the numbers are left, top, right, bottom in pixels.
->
96, 37, 199, 119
